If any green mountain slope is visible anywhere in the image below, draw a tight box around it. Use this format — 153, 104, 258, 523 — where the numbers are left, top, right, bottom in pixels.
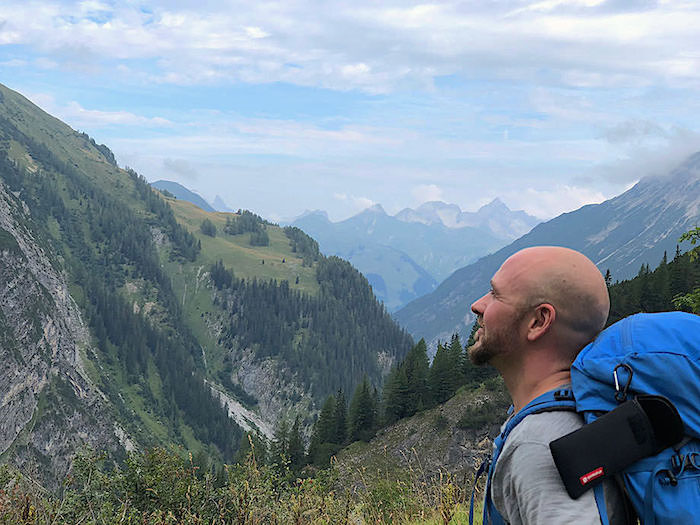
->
0, 82, 412, 485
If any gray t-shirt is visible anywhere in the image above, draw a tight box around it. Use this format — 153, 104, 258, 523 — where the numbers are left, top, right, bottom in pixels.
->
490, 410, 626, 525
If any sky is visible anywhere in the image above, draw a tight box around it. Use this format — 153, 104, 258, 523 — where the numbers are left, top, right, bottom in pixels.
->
1, 0, 700, 222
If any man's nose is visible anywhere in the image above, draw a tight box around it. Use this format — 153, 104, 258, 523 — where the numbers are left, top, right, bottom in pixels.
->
471, 293, 487, 315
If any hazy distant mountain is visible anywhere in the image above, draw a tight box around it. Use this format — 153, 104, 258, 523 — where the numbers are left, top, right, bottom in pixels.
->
151, 180, 215, 212
395, 152, 700, 344
213, 194, 234, 212
289, 202, 529, 311
395, 198, 540, 241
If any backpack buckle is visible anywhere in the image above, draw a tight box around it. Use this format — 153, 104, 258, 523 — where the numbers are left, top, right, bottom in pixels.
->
553, 389, 575, 401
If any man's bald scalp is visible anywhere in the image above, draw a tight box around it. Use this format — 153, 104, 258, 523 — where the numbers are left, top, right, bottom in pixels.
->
508, 247, 609, 355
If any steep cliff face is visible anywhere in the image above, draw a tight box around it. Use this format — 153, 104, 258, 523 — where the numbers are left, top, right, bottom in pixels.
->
0, 182, 124, 487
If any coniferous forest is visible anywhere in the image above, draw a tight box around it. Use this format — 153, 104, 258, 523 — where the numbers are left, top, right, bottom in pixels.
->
210, 253, 413, 399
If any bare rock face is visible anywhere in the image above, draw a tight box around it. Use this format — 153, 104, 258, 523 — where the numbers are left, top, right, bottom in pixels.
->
0, 183, 123, 488
233, 347, 313, 432
206, 285, 314, 435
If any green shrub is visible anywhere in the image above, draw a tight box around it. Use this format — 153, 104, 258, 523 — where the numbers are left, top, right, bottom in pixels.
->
199, 218, 216, 237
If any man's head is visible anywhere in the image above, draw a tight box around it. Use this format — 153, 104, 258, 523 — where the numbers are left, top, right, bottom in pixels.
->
468, 246, 609, 370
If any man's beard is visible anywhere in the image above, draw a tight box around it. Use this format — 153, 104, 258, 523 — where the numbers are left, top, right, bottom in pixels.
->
468, 314, 523, 366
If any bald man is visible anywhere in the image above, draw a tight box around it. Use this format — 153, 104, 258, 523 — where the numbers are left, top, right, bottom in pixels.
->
470, 247, 625, 525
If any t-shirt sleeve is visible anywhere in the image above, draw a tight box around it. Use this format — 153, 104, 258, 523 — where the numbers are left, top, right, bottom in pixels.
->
493, 439, 602, 525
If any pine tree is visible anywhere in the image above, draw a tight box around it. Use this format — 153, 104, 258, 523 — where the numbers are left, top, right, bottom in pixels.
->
200, 218, 217, 237
308, 394, 339, 466
348, 376, 376, 442
271, 418, 290, 465
287, 416, 305, 471
429, 342, 453, 404
447, 334, 465, 392
404, 339, 431, 411
383, 366, 409, 424
334, 390, 348, 445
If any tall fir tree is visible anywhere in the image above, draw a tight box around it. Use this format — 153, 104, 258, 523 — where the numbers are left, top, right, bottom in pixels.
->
404, 339, 431, 411
348, 375, 377, 443
334, 390, 348, 446
287, 416, 305, 471
383, 366, 409, 424
308, 394, 340, 466
429, 342, 454, 404
447, 334, 465, 392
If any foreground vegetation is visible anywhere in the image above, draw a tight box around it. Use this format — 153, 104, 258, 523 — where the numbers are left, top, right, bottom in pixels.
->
0, 446, 480, 525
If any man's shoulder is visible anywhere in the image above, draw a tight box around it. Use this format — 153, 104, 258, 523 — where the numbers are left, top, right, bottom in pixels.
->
506, 409, 584, 448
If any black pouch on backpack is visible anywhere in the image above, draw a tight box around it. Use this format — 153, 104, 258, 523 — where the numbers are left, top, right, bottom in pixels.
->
549, 395, 684, 499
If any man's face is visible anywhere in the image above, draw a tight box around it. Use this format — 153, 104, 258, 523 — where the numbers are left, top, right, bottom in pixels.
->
468, 258, 528, 366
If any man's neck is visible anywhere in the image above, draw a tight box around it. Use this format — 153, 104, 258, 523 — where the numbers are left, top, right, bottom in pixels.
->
500, 359, 572, 413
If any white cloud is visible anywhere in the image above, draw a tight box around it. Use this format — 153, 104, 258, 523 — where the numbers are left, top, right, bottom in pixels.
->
162, 158, 199, 180
1, 1, 699, 92
504, 184, 608, 219
61, 101, 173, 128
332, 192, 376, 216
411, 184, 443, 204
22, 93, 173, 129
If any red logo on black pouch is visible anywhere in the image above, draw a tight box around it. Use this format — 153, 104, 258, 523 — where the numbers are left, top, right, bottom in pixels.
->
580, 467, 604, 486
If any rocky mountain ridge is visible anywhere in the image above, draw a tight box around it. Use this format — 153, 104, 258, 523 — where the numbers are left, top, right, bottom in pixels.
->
395, 198, 539, 240
289, 201, 533, 311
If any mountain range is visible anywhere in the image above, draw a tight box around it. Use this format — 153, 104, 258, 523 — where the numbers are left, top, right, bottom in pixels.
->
148, 182, 540, 313
395, 152, 700, 345
289, 201, 539, 311
395, 198, 539, 240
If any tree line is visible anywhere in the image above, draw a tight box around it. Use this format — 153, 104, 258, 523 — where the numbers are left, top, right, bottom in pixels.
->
224, 209, 270, 246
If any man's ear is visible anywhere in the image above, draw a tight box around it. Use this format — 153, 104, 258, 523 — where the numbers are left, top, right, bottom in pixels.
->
526, 303, 555, 342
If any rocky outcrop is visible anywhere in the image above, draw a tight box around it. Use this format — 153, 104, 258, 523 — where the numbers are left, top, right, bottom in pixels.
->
0, 182, 124, 488
334, 382, 508, 488
232, 347, 314, 433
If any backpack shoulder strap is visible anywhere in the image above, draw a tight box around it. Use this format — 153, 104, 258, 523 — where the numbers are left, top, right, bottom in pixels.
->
498, 388, 577, 452
474, 388, 577, 525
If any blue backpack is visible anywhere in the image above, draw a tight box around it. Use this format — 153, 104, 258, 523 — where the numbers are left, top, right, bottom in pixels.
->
470, 311, 700, 525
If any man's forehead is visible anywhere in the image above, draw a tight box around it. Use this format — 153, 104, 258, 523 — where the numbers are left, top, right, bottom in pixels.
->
493, 251, 546, 292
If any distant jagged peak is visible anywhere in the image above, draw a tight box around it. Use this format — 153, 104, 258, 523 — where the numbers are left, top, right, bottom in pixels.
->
394, 207, 432, 225
213, 195, 234, 213
297, 209, 330, 220
477, 198, 509, 214
415, 200, 462, 214
281, 208, 330, 226
392, 198, 539, 240
365, 203, 387, 214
